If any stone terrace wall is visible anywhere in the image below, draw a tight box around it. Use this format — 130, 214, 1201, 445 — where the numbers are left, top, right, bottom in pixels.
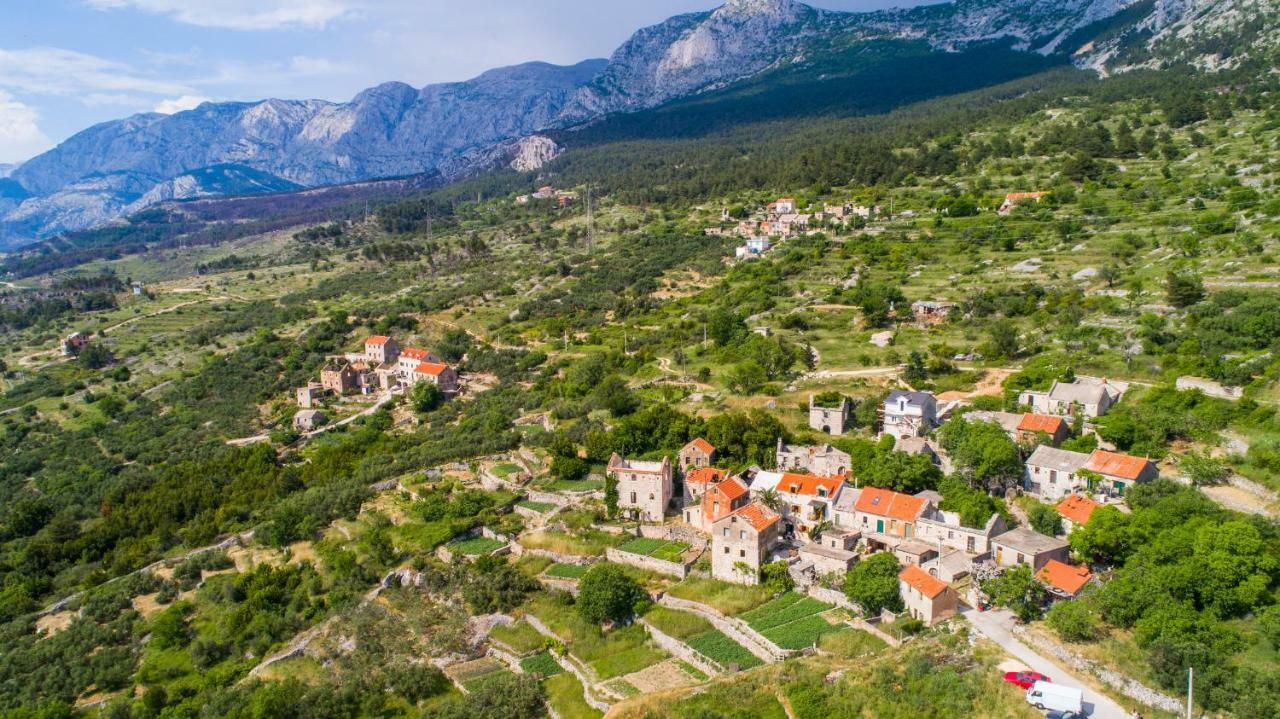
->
658, 595, 789, 662
639, 619, 723, 677
638, 524, 709, 548
605, 547, 690, 578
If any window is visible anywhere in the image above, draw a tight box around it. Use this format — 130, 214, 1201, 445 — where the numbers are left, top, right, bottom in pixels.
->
629, 492, 636, 503
723, 547, 729, 554
947, 531, 954, 539
739, 530, 746, 540
967, 536, 975, 552
1049, 470, 1057, 483
739, 549, 746, 558
722, 528, 729, 537
649, 493, 654, 500
1017, 553, 1025, 565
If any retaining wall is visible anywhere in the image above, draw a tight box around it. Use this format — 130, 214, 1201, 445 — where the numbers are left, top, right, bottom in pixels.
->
523, 615, 612, 713
605, 547, 691, 578
657, 595, 789, 662
639, 619, 723, 676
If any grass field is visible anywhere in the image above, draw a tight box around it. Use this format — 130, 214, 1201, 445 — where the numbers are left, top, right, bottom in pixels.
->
519, 529, 620, 557
519, 651, 563, 677
665, 577, 774, 616
448, 536, 507, 556
616, 537, 689, 563
525, 596, 668, 680
517, 500, 557, 513
544, 672, 602, 719
489, 620, 545, 655
545, 563, 591, 579
644, 606, 762, 671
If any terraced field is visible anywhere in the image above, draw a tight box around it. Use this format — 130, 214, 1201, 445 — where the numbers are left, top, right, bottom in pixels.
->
741, 593, 841, 650
616, 537, 689, 563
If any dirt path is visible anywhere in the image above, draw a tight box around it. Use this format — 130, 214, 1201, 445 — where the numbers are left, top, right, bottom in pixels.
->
101, 297, 221, 335
227, 389, 399, 446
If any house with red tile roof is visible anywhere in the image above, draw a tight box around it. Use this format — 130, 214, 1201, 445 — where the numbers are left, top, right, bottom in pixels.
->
998, 191, 1048, 216
899, 565, 958, 626
1016, 414, 1070, 447
411, 362, 459, 395
711, 500, 780, 585
852, 487, 930, 543
750, 471, 846, 539
364, 335, 400, 364
689, 476, 750, 533
681, 467, 728, 511
1055, 495, 1101, 534
1083, 450, 1158, 499
1036, 560, 1094, 598
678, 438, 717, 473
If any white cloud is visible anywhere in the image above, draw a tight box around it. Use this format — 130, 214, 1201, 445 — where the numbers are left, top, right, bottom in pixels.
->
154, 94, 213, 114
0, 47, 192, 98
0, 91, 53, 163
83, 0, 360, 31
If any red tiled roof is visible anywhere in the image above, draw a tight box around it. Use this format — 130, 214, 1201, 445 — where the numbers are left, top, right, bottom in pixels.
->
415, 362, 448, 376
365, 335, 391, 345
1018, 413, 1067, 435
1055, 495, 1100, 526
855, 486, 927, 522
1037, 560, 1093, 595
733, 501, 779, 532
401, 348, 433, 361
1085, 450, 1153, 481
685, 437, 716, 455
685, 467, 727, 486
1005, 192, 1047, 201
778, 473, 844, 498
899, 565, 949, 599
714, 477, 749, 502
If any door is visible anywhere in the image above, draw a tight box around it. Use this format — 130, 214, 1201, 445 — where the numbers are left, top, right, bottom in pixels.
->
876, 519, 884, 533
1114, 480, 1125, 497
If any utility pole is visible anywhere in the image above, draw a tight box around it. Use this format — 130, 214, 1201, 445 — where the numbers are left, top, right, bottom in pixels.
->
586, 185, 594, 251
1186, 667, 1194, 719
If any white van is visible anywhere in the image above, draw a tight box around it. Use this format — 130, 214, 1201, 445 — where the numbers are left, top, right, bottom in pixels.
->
1025, 681, 1083, 714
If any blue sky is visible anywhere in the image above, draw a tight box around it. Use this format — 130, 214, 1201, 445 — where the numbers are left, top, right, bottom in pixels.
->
0, 0, 935, 164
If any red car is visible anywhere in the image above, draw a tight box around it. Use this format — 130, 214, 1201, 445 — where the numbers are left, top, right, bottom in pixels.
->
1003, 671, 1051, 689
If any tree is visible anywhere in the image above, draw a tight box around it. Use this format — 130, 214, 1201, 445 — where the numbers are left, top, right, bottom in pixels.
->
1046, 598, 1100, 642
78, 342, 114, 369
760, 561, 794, 593
844, 552, 903, 615
590, 375, 637, 416
577, 563, 647, 625
549, 455, 589, 483
1165, 270, 1204, 308
1180, 452, 1229, 486
1068, 505, 1131, 565
463, 556, 539, 613
982, 565, 1047, 622
985, 319, 1020, 359
726, 360, 768, 395
410, 382, 444, 413
938, 418, 1023, 492
1027, 502, 1062, 537
904, 351, 928, 385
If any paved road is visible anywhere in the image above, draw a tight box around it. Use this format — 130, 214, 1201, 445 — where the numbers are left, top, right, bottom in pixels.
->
963, 608, 1129, 719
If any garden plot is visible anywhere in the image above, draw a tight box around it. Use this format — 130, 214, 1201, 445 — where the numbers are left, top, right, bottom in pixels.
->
616, 537, 690, 563
517, 500, 557, 513
519, 651, 563, 678
448, 536, 508, 556
545, 563, 591, 579
740, 593, 841, 650
644, 606, 762, 671
445, 656, 511, 692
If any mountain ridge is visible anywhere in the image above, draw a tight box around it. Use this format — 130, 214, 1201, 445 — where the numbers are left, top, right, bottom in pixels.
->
2, 0, 1274, 246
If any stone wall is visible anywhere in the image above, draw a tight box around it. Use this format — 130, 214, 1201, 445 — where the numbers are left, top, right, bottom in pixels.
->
637, 524, 709, 548
523, 490, 568, 506
605, 547, 690, 578
523, 614, 612, 713
508, 543, 596, 565
806, 585, 856, 611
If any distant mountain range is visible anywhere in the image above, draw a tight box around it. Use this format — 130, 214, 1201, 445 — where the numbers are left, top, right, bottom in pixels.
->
2, 0, 1276, 247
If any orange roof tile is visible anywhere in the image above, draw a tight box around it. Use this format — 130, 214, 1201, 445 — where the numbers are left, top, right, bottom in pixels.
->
1005, 192, 1047, 201
1055, 495, 1100, 526
899, 565, 949, 599
778, 473, 844, 498
713, 477, 749, 502
685, 437, 716, 455
401, 348, 434, 361
1036, 560, 1093, 595
365, 335, 391, 345
1085, 450, 1153, 481
415, 362, 448, 376
855, 487, 927, 522
732, 501, 779, 532
685, 467, 727, 486
1018, 413, 1067, 435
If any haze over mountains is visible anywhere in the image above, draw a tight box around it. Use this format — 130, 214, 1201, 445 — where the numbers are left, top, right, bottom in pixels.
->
1, 0, 1275, 246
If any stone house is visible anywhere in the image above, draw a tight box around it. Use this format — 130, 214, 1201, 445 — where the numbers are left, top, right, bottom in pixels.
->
852, 487, 930, 544
293, 409, 326, 431
1016, 413, 1071, 447
678, 438, 717, 472
61, 331, 91, 357
776, 440, 851, 476
1083, 450, 1158, 499
798, 530, 859, 577
410, 361, 460, 395
682, 466, 728, 510
320, 362, 357, 395
809, 395, 852, 435
991, 528, 1069, 571
396, 347, 442, 377
607, 454, 673, 522
894, 539, 939, 567
1055, 494, 1100, 535
1023, 446, 1092, 501
1018, 376, 1124, 418
910, 300, 958, 326
711, 501, 781, 586
916, 505, 1007, 555
364, 335, 400, 365
899, 565, 958, 626
749, 471, 845, 539
690, 476, 750, 533
998, 191, 1047, 216
882, 390, 937, 440
296, 383, 326, 409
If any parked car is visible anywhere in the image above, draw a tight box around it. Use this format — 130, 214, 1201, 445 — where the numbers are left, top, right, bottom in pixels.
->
1003, 671, 1050, 689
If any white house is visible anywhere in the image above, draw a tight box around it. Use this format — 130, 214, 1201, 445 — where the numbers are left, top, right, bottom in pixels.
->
750, 471, 845, 539
882, 390, 938, 440
1018, 376, 1125, 418
1023, 446, 1091, 501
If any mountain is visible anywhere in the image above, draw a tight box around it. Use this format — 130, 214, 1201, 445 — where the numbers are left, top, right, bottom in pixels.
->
2, 0, 1275, 246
